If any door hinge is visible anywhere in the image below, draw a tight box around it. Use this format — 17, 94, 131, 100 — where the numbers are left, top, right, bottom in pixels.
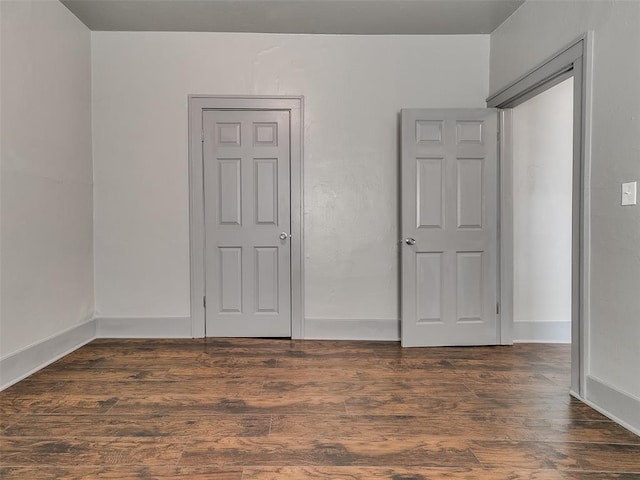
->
201, 130, 204, 142
496, 302, 500, 315
203, 296, 206, 308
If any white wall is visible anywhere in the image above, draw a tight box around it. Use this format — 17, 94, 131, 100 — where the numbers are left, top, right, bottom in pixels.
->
512, 78, 573, 343
92, 33, 490, 334
491, 0, 640, 407
0, 0, 94, 357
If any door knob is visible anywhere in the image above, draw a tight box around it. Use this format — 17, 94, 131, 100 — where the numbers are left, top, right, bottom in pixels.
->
280, 232, 290, 240
405, 237, 416, 245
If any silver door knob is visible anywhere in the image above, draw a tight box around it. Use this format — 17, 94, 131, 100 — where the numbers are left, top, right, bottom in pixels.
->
405, 237, 416, 245
280, 232, 289, 240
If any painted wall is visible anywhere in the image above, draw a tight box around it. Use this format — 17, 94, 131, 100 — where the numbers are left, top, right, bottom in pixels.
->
512, 78, 573, 343
92, 33, 490, 333
0, 0, 94, 356
491, 0, 640, 398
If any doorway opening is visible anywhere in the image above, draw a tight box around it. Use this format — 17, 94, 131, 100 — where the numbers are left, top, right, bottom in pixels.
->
511, 77, 574, 344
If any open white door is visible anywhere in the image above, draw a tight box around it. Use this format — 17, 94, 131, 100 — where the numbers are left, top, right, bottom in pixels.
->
401, 109, 499, 347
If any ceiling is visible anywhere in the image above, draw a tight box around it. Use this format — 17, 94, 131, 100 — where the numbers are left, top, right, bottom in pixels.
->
60, 0, 525, 35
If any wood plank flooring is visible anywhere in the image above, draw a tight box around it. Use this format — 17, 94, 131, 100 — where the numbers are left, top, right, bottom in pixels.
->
1, 339, 639, 479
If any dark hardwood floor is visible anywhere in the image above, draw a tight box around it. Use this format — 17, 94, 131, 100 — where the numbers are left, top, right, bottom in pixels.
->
1, 339, 639, 479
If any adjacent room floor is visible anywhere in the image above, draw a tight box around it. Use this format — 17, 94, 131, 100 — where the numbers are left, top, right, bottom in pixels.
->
1, 339, 639, 479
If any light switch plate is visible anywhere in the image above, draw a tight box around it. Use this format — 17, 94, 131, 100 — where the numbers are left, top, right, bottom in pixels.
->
621, 181, 637, 206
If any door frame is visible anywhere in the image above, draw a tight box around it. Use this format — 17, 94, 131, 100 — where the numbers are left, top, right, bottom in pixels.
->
488, 33, 594, 398
188, 95, 304, 339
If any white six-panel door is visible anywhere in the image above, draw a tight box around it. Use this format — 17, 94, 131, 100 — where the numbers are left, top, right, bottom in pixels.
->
203, 110, 291, 337
401, 109, 499, 347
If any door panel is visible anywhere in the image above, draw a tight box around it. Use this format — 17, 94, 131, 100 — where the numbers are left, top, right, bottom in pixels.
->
254, 159, 278, 225
416, 252, 443, 323
457, 158, 484, 228
203, 110, 291, 337
255, 247, 279, 313
218, 159, 242, 225
401, 109, 498, 347
456, 251, 484, 322
219, 247, 242, 313
417, 158, 444, 229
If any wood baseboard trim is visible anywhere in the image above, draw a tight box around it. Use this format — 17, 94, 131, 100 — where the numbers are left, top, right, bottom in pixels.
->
0, 320, 96, 391
95, 317, 192, 338
304, 318, 400, 341
584, 375, 640, 436
513, 320, 571, 343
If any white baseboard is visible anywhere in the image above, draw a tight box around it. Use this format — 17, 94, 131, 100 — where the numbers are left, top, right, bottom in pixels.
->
95, 316, 192, 338
304, 318, 400, 341
0, 320, 96, 391
584, 375, 640, 436
513, 320, 571, 343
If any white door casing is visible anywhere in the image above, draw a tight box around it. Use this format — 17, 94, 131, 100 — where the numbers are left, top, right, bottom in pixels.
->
487, 34, 594, 396
401, 108, 499, 347
203, 109, 291, 337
